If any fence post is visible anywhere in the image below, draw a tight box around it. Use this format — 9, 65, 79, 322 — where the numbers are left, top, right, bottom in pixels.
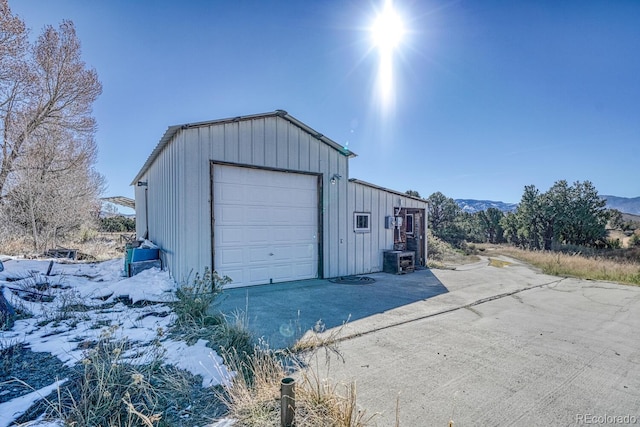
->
281, 377, 295, 427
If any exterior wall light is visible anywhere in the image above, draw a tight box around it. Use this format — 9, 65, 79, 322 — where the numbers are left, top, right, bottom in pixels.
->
330, 174, 342, 185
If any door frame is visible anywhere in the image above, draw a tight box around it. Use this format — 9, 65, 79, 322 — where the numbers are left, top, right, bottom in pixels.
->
209, 160, 324, 284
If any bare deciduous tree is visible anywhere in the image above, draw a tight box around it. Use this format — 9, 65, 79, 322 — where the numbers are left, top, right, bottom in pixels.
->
0, 1, 103, 250
0, 0, 31, 195
7, 128, 104, 250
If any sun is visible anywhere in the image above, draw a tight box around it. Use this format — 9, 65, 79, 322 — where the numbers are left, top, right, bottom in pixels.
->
369, 0, 405, 111
371, 0, 405, 52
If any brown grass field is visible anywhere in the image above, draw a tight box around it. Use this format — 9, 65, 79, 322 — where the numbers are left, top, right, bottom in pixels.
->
488, 245, 640, 286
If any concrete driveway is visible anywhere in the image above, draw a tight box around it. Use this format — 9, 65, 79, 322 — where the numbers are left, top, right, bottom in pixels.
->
217, 268, 447, 349
307, 257, 640, 426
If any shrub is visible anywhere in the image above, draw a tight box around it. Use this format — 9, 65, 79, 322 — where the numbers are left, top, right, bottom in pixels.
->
100, 216, 136, 233
607, 238, 622, 249
426, 231, 449, 261
171, 269, 254, 363
173, 268, 229, 327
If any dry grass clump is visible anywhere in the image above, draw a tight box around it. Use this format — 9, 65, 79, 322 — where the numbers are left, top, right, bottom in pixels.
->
495, 246, 640, 285
31, 326, 222, 427
55, 326, 166, 426
218, 328, 377, 427
0, 235, 32, 255
488, 258, 512, 268
73, 236, 127, 261
0, 232, 126, 261
217, 344, 285, 426
294, 359, 375, 426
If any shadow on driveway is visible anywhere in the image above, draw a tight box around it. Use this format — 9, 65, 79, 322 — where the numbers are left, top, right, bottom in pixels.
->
215, 269, 448, 349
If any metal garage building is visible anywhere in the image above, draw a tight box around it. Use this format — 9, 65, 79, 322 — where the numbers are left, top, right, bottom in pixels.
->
131, 110, 428, 287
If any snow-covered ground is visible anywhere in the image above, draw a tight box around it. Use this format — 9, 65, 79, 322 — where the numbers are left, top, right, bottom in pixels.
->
0, 257, 235, 426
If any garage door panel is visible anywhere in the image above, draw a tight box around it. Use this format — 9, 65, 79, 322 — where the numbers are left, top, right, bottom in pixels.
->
292, 243, 315, 260
246, 227, 270, 244
290, 189, 316, 204
270, 227, 293, 242
288, 208, 316, 224
271, 264, 294, 280
245, 207, 271, 224
294, 262, 315, 276
270, 227, 317, 243
270, 245, 294, 261
270, 207, 295, 224
248, 267, 270, 284
290, 226, 317, 242
248, 247, 271, 263
221, 268, 245, 285
216, 166, 240, 183
217, 206, 246, 226
246, 187, 271, 204
214, 165, 318, 287
216, 183, 245, 202
218, 227, 244, 245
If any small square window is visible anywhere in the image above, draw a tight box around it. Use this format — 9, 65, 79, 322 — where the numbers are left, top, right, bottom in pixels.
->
405, 214, 414, 234
354, 212, 371, 233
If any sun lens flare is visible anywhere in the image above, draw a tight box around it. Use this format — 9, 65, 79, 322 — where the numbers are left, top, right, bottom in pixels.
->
370, 0, 405, 112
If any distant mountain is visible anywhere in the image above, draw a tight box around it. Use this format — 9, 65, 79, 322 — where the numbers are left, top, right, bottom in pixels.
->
454, 195, 640, 215
601, 195, 640, 215
455, 199, 518, 213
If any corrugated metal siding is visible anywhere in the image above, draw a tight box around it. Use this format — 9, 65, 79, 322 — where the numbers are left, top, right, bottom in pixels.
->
346, 180, 428, 275
136, 116, 350, 282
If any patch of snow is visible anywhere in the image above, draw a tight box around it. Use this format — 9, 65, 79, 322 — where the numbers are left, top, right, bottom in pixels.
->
105, 266, 177, 304
19, 421, 64, 427
206, 419, 237, 427
0, 379, 67, 427
140, 239, 159, 249
162, 339, 234, 387
0, 258, 232, 426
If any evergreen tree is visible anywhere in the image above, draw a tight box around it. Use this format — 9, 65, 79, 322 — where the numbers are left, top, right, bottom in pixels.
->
508, 180, 609, 250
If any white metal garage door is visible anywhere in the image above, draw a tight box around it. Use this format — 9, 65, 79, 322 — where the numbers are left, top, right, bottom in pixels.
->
213, 165, 319, 287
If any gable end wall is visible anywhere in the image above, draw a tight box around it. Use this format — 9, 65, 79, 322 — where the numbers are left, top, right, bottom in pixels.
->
136, 116, 349, 283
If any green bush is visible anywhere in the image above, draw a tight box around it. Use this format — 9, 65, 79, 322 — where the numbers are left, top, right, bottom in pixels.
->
100, 216, 136, 232
607, 238, 622, 249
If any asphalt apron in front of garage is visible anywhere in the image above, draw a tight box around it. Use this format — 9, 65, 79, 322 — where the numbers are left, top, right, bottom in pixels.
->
215, 269, 448, 349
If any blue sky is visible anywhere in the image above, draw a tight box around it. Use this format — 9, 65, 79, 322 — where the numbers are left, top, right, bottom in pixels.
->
10, 0, 640, 206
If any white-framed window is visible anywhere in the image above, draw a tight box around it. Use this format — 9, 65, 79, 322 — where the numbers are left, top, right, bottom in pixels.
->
354, 212, 371, 233
405, 214, 414, 235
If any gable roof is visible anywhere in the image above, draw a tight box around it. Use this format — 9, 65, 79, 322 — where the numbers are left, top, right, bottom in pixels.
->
131, 110, 356, 185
